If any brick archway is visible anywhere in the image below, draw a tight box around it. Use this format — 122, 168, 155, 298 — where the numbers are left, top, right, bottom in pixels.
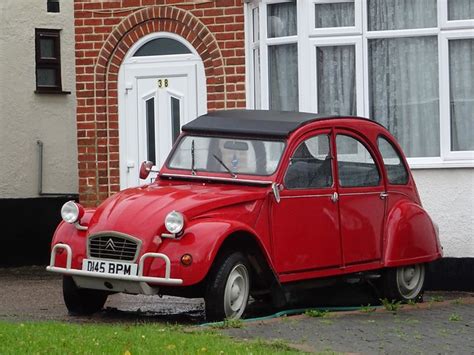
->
80, 6, 227, 206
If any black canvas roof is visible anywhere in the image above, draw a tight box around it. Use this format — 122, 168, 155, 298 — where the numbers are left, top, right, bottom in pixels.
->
182, 110, 338, 138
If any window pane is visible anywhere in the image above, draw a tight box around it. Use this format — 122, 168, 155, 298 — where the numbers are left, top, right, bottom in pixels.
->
368, 0, 437, 31
267, 2, 297, 38
134, 38, 191, 56
315, 2, 355, 28
336, 135, 380, 187
40, 38, 56, 58
253, 49, 261, 109
317, 45, 356, 115
368, 36, 440, 157
146, 98, 156, 164
378, 137, 409, 185
449, 39, 474, 151
47, 0, 60, 13
252, 7, 259, 42
37, 68, 57, 86
285, 135, 333, 189
171, 97, 181, 145
448, 0, 474, 20
269, 44, 298, 111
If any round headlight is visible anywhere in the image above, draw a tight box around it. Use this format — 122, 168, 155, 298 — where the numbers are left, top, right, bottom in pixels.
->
61, 201, 83, 224
165, 211, 184, 234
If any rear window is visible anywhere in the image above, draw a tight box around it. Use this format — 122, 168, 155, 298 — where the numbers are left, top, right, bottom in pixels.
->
377, 136, 409, 185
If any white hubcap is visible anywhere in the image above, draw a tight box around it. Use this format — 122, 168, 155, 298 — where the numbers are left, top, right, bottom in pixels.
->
396, 264, 425, 299
224, 264, 249, 319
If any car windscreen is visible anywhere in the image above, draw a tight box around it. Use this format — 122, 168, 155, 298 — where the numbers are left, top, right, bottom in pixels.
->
167, 135, 286, 176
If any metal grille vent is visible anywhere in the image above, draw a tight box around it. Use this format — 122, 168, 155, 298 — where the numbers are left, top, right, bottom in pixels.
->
88, 235, 139, 262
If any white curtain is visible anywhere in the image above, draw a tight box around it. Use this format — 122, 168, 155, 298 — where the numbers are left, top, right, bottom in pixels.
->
315, 2, 355, 28
449, 39, 474, 151
368, 0, 437, 30
267, 2, 296, 38
269, 44, 299, 112
369, 37, 440, 157
448, 0, 474, 21
317, 45, 356, 116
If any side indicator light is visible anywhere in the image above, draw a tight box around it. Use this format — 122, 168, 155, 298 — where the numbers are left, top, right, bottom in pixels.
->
181, 254, 193, 266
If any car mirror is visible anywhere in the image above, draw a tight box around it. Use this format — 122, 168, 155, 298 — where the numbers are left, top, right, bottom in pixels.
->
139, 161, 154, 180
272, 182, 281, 203
224, 141, 249, 151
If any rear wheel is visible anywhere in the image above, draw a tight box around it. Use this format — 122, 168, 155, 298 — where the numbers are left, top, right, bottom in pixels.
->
382, 264, 425, 302
63, 276, 108, 315
205, 252, 251, 321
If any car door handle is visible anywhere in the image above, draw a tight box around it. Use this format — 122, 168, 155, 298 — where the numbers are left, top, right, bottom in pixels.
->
330, 192, 339, 203
380, 192, 388, 200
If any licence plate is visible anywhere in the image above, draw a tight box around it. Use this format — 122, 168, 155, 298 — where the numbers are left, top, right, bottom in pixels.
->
82, 259, 138, 276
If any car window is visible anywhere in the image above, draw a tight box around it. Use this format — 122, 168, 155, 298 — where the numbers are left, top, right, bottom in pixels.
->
336, 135, 380, 187
285, 134, 333, 189
168, 135, 285, 176
377, 136, 409, 185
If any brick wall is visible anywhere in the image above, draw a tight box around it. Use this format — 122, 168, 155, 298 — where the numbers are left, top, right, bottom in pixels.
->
74, 0, 246, 206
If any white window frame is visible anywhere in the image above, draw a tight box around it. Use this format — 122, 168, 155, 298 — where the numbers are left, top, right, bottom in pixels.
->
245, 0, 474, 168
310, 0, 362, 37
439, 0, 474, 30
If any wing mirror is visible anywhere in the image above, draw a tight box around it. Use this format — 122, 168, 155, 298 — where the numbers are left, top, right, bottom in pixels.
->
139, 161, 155, 180
272, 183, 282, 203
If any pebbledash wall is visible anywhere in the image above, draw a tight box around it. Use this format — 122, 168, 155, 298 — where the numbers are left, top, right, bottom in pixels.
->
74, 0, 472, 290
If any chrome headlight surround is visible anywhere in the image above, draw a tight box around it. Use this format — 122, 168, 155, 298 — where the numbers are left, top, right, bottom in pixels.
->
165, 211, 184, 235
61, 201, 83, 224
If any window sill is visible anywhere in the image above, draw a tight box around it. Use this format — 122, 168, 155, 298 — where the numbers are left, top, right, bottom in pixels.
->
34, 90, 71, 95
409, 162, 474, 170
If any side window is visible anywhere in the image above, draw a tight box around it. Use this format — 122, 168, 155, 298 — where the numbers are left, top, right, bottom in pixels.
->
378, 136, 409, 185
285, 134, 333, 189
336, 135, 380, 187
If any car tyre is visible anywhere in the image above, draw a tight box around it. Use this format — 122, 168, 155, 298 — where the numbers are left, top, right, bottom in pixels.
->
382, 264, 425, 302
205, 252, 251, 322
63, 276, 108, 315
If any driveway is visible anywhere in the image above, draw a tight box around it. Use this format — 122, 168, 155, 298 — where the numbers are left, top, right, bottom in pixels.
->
1, 267, 473, 354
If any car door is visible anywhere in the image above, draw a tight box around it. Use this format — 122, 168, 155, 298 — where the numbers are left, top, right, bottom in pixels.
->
272, 130, 342, 274
334, 130, 386, 265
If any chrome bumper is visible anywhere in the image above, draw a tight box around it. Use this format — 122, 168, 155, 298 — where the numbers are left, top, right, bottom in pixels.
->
46, 243, 183, 286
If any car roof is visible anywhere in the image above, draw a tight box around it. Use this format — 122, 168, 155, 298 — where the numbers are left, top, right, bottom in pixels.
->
181, 110, 381, 138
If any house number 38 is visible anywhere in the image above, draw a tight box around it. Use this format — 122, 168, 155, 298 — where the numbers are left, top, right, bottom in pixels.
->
158, 79, 169, 88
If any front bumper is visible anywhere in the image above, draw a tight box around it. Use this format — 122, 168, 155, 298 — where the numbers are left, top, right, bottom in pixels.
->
46, 243, 183, 291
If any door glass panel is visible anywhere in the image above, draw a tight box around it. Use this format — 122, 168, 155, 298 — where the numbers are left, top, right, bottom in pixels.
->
449, 38, 474, 151
267, 1, 297, 38
171, 97, 181, 145
268, 44, 298, 111
378, 136, 409, 185
317, 45, 356, 115
367, 0, 437, 31
145, 97, 156, 164
285, 135, 332, 189
37, 68, 57, 86
40, 38, 56, 58
133, 38, 192, 56
448, 0, 474, 20
336, 135, 380, 187
315, 2, 355, 28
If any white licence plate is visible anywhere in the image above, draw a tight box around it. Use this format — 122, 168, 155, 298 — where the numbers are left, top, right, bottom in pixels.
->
82, 259, 138, 276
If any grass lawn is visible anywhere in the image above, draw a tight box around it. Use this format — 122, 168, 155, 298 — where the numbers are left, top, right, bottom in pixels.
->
0, 321, 299, 354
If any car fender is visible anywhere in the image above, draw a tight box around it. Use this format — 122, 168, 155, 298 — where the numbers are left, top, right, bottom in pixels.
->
50, 210, 94, 269
148, 218, 274, 286
383, 200, 442, 267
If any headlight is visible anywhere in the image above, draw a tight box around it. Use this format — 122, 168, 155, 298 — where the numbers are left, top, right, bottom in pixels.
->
61, 201, 84, 224
165, 211, 184, 234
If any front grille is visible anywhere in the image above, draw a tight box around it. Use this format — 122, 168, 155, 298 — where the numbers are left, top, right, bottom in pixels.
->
88, 234, 139, 262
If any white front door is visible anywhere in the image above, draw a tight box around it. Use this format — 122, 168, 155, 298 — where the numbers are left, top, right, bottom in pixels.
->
120, 62, 202, 188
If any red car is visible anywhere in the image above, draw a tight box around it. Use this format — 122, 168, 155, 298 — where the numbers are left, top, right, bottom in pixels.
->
47, 110, 442, 321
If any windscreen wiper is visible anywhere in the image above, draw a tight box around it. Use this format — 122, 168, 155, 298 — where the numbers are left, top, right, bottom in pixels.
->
212, 154, 237, 178
191, 139, 196, 175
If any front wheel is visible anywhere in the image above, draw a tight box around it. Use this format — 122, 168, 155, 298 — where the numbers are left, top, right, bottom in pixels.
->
63, 276, 109, 315
382, 264, 425, 302
205, 252, 251, 321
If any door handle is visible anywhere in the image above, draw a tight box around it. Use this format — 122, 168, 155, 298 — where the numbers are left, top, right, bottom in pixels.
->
380, 192, 388, 200
330, 192, 339, 203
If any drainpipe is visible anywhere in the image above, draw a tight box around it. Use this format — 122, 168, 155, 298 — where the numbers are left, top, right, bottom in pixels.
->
37, 140, 77, 198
